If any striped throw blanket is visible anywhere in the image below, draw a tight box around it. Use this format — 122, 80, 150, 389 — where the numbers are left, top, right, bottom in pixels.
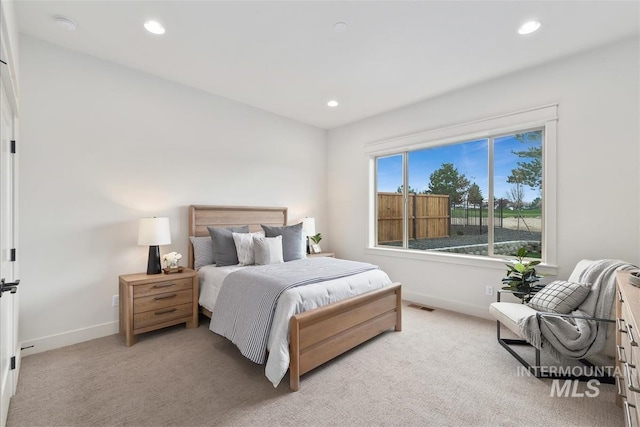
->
210, 257, 379, 364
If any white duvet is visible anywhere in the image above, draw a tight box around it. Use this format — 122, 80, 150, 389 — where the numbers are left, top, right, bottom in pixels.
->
198, 263, 392, 387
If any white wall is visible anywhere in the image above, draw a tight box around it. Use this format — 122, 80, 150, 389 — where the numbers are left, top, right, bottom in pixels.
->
327, 38, 640, 319
18, 36, 327, 353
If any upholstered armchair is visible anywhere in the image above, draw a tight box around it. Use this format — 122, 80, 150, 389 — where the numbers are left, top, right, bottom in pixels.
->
490, 259, 637, 381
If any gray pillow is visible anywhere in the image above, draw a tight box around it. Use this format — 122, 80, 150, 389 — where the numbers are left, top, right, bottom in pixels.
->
261, 222, 304, 262
253, 235, 284, 265
189, 236, 214, 270
527, 280, 591, 314
207, 225, 249, 267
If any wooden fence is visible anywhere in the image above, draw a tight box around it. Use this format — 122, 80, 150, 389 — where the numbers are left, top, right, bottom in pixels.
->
377, 192, 450, 243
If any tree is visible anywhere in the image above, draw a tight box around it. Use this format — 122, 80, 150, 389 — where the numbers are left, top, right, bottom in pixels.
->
507, 182, 529, 231
427, 163, 470, 205
467, 182, 483, 206
507, 182, 525, 211
507, 131, 542, 192
530, 197, 542, 208
396, 184, 417, 194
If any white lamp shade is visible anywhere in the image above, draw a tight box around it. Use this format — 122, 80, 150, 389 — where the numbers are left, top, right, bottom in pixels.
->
302, 217, 316, 237
137, 217, 171, 246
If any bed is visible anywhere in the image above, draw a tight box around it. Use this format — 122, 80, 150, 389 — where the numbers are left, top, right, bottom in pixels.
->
189, 205, 402, 391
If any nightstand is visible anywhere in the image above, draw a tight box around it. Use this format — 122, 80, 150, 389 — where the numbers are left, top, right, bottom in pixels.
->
308, 252, 335, 258
119, 268, 198, 346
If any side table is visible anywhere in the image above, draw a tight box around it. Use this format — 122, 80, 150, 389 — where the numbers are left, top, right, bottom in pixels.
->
119, 268, 198, 346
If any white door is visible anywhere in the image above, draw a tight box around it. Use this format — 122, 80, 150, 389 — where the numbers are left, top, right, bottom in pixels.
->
0, 74, 18, 427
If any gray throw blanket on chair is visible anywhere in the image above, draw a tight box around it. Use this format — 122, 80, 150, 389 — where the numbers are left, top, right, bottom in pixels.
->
518, 259, 637, 360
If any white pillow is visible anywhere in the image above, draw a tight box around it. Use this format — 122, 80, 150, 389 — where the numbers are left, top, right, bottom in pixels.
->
253, 235, 284, 265
232, 232, 264, 266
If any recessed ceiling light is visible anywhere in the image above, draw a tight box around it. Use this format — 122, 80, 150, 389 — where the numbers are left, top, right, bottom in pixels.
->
144, 20, 165, 35
333, 22, 348, 33
518, 20, 541, 35
55, 16, 77, 31
327, 100, 339, 107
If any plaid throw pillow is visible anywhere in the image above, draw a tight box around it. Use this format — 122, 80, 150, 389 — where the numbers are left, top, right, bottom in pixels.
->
527, 280, 591, 314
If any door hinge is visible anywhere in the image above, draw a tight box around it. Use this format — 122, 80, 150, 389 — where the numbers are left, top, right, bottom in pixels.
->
10, 248, 16, 262
10, 140, 16, 154
10, 356, 15, 370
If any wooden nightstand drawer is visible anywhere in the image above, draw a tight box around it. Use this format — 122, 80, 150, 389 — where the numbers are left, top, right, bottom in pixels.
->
134, 303, 193, 329
133, 277, 193, 298
133, 289, 193, 314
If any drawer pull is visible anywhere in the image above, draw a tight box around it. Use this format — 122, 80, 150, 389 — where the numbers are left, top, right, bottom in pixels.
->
154, 293, 177, 300
624, 401, 636, 427
620, 319, 628, 333
625, 363, 640, 393
619, 345, 635, 367
154, 308, 177, 315
618, 375, 627, 397
628, 324, 638, 347
619, 290, 624, 302
619, 345, 629, 364
152, 283, 175, 289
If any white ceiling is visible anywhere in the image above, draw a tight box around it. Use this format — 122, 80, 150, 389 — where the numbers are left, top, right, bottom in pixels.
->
15, 1, 640, 129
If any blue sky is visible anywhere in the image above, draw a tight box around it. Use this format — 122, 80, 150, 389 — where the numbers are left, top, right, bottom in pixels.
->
377, 133, 542, 203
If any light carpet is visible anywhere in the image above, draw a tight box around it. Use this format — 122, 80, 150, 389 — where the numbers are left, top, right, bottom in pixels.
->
7, 303, 622, 426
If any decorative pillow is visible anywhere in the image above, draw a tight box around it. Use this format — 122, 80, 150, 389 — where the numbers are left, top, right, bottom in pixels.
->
261, 222, 305, 262
232, 231, 265, 266
527, 280, 591, 314
189, 236, 215, 270
253, 235, 284, 265
207, 225, 249, 267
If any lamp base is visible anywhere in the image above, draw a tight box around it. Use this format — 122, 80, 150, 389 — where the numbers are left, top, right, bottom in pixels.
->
147, 245, 162, 275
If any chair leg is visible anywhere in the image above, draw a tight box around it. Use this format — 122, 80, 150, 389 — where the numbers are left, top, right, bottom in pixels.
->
497, 320, 538, 375
495, 320, 614, 384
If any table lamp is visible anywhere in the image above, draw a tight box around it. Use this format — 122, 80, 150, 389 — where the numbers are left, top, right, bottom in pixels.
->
138, 217, 171, 274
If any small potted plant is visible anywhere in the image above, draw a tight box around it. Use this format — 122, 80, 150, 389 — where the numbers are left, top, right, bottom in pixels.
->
310, 233, 322, 254
501, 247, 542, 302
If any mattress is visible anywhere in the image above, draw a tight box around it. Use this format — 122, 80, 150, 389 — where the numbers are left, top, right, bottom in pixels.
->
197, 262, 393, 387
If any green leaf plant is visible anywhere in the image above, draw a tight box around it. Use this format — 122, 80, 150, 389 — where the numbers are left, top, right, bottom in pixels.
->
501, 247, 542, 302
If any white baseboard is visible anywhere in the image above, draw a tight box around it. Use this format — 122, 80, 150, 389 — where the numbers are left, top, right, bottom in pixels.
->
17, 294, 489, 357
20, 321, 119, 357
403, 291, 492, 320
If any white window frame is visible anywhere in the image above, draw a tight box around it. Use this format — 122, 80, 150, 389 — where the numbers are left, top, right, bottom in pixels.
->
365, 104, 558, 272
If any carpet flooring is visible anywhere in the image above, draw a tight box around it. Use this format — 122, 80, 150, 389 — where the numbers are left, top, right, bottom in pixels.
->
7, 303, 623, 426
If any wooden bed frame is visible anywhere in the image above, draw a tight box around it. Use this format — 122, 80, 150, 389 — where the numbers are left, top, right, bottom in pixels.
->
189, 205, 402, 391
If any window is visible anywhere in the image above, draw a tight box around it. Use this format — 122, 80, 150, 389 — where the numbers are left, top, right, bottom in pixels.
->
367, 105, 557, 264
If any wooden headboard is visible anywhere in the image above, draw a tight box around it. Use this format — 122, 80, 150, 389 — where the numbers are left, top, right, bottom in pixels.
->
188, 205, 288, 269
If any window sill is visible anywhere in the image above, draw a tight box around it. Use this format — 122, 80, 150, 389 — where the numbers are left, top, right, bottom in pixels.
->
364, 246, 558, 276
